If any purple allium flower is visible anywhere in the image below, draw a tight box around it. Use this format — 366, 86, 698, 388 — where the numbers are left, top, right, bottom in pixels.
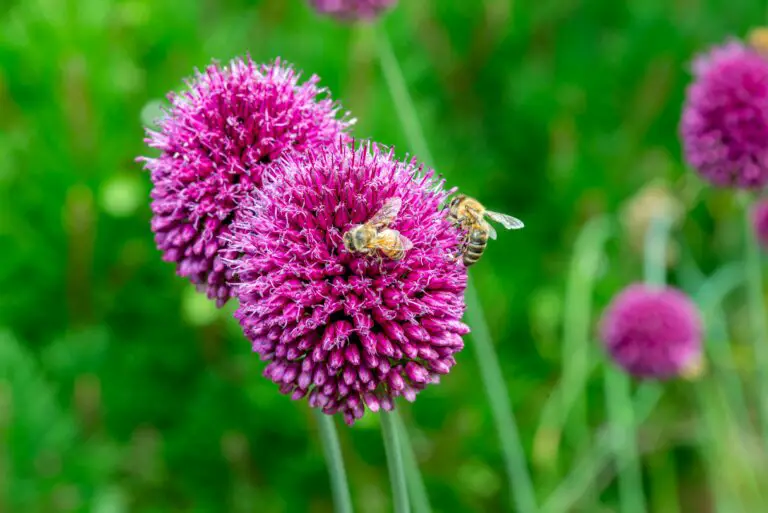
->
681, 40, 768, 189
139, 57, 353, 306
308, 0, 397, 21
226, 141, 469, 425
599, 284, 703, 379
752, 198, 768, 248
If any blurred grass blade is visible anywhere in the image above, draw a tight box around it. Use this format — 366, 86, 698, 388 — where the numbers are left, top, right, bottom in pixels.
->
381, 410, 410, 513
313, 410, 353, 513
603, 367, 646, 513
694, 263, 751, 429
375, 26, 537, 512
394, 412, 432, 513
559, 216, 612, 449
541, 383, 662, 513
375, 27, 433, 165
741, 194, 768, 446
465, 279, 538, 512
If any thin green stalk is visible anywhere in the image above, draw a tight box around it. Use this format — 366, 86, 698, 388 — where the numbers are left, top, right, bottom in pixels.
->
313, 410, 354, 513
742, 194, 768, 446
560, 216, 612, 450
603, 367, 645, 513
394, 412, 432, 513
643, 215, 671, 288
375, 27, 433, 165
375, 26, 537, 512
381, 410, 410, 513
466, 279, 538, 512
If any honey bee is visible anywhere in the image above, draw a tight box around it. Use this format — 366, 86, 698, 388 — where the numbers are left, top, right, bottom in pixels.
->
343, 197, 414, 261
447, 194, 524, 267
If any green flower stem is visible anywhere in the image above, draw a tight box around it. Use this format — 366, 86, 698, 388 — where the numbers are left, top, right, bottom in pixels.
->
603, 367, 646, 513
381, 409, 410, 513
394, 412, 432, 513
313, 410, 354, 513
375, 25, 537, 512
465, 279, 538, 512
643, 215, 672, 288
742, 194, 768, 446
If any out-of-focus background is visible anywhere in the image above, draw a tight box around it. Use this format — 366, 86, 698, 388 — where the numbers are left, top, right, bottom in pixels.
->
1, 0, 766, 511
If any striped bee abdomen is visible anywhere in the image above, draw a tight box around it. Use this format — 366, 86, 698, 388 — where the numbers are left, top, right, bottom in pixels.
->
463, 228, 488, 266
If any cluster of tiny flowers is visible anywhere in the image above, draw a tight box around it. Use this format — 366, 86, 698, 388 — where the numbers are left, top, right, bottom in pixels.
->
140, 57, 352, 306
752, 199, 768, 248
308, 0, 397, 21
599, 284, 702, 379
680, 39, 768, 189
226, 142, 469, 424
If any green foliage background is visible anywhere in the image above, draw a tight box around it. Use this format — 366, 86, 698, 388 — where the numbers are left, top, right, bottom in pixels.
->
1, 0, 767, 511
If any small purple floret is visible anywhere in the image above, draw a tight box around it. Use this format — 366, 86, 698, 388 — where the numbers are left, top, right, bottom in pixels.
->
681, 40, 768, 189
226, 141, 469, 424
308, 0, 397, 21
139, 57, 353, 306
599, 284, 702, 379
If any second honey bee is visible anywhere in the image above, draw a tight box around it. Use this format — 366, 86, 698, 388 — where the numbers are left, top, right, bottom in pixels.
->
447, 194, 524, 267
343, 197, 414, 261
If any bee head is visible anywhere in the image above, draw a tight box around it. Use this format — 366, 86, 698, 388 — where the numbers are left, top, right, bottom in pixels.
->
448, 194, 465, 211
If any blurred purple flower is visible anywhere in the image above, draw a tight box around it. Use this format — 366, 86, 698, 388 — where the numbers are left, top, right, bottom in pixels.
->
139, 57, 353, 306
226, 141, 469, 425
681, 40, 768, 189
599, 284, 702, 379
752, 198, 768, 248
308, 0, 397, 21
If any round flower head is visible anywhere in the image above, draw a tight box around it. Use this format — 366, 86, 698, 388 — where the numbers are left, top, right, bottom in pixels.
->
752, 198, 768, 248
599, 284, 703, 379
680, 39, 768, 188
308, 0, 397, 21
139, 57, 353, 306
227, 141, 469, 425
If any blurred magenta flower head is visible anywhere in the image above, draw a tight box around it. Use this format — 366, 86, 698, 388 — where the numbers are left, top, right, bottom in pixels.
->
308, 0, 397, 21
599, 284, 703, 379
752, 198, 768, 248
681, 39, 768, 189
139, 57, 353, 306
226, 141, 469, 425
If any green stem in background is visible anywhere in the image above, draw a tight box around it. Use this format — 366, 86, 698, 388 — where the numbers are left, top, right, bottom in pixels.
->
643, 215, 672, 288
313, 410, 354, 513
381, 410, 411, 513
540, 383, 663, 513
394, 412, 433, 513
603, 367, 646, 513
465, 279, 539, 512
559, 216, 612, 453
375, 26, 433, 165
375, 26, 537, 512
742, 194, 768, 447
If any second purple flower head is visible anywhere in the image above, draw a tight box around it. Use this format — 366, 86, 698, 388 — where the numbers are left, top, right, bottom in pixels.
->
140, 57, 353, 306
227, 141, 469, 425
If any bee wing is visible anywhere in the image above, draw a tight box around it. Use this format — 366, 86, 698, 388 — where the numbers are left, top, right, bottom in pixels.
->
367, 197, 402, 229
398, 233, 414, 251
487, 223, 497, 240
485, 210, 525, 230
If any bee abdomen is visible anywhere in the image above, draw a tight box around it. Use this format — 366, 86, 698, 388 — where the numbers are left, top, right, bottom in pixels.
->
462, 229, 487, 266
